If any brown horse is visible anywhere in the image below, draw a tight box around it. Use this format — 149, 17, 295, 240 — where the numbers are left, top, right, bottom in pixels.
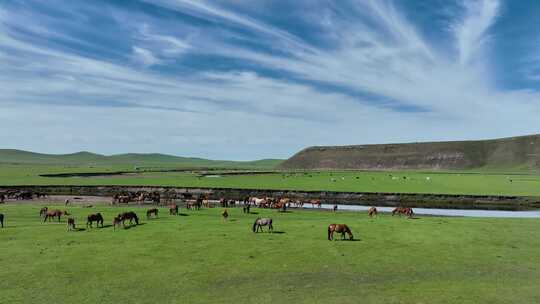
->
328, 224, 354, 241
392, 207, 414, 218
368, 207, 378, 217
87, 213, 104, 228
112, 216, 122, 230
39, 206, 48, 217
221, 209, 229, 220
146, 208, 158, 219
0, 213, 4, 228
67, 218, 76, 231
43, 210, 69, 222
309, 199, 322, 208
169, 204, 178, 215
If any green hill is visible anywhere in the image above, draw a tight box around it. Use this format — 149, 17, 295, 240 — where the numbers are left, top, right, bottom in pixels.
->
0, 149, 282, 169
280, 134, 540, 171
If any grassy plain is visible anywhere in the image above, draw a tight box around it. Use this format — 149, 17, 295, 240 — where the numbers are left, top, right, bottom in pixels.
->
0, 204, 539, 304
2, 163, 540, 196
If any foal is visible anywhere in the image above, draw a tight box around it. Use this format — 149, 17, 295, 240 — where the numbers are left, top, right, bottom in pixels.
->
169, 204, 178, 215
221, 209, 229, 221
67, 218, 76, 231
146, 208, 159, 219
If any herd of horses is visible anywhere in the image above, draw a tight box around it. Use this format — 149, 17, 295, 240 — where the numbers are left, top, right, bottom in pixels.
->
1, 194, 416, 242
0, 190, 47, 203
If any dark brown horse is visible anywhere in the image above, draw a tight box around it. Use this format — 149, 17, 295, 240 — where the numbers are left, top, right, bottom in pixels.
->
392, 207, 414, 218
67, 218, 76, 231
87, 213, 104, 228
169, 204, 178, 215
328, 224, 354, 241
43, 210, 69, 222
0, 213, 4, 228
368, 207, 378, 217
119, 211, 139, 227
146, 208, 158, 219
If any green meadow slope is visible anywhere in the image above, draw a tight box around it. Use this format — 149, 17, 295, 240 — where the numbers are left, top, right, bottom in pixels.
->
0, 149, 282, 169
280, 134, 540, 171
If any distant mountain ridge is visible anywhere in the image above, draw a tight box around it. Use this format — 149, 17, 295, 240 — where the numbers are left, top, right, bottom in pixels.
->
280, 134, 540, 171
0, 149, 282, 169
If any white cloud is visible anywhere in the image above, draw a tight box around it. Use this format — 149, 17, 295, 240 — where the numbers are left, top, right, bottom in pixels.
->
453, 0, 500, 66
1, 0, 540, 159
131, 46, 161, 66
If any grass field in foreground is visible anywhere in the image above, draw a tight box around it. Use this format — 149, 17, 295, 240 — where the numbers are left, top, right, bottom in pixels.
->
1, 204, 540, 304
3, 164, 540, 196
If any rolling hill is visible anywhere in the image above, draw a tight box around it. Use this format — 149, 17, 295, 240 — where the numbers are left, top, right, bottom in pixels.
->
0, 149, 283, 169
280, 134, 540, 171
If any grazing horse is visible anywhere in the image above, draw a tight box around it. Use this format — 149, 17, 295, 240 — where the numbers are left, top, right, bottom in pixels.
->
221, 209, 229, 220
119, 211, 139, 227
194, 197, 203, 210
87, 213, 104, 228
252, 218, 274, 233
67, 218, 76, 231
43, 210, 69, 222
112, 216, 122, 230
308, 199, 322, 208
250, 197, 266, 207
368, 207, 378, 217
169, 204, 178, 215
392, 207, 414, 218
328, 224, 354, 241
39, 207, 48, 217
146, 208, 158, 219
0, 213, 4, 228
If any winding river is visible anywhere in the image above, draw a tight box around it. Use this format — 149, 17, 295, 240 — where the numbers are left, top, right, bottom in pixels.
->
304, 204, 540, 218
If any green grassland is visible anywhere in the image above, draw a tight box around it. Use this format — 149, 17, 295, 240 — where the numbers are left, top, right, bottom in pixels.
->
0, 149, 283, 168
2, 164, 540, 196
1, 204, 540, 303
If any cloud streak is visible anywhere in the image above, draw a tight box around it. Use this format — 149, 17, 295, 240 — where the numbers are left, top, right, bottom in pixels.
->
0, 0, 539, 159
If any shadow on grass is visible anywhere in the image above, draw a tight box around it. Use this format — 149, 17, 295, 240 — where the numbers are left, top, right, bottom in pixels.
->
178, 213, 189, 216
246, 212, 259, 215
271, 231, 286, 234
278, 210, 293, 213
123, 222, 147, 230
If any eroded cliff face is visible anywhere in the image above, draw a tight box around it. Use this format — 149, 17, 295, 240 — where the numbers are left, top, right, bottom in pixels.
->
280, 134, 540, 170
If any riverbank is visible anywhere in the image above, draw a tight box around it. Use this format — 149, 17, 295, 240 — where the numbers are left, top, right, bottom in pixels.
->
2, 185, 540, 210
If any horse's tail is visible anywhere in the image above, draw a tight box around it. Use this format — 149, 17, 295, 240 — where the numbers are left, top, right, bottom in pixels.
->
252, 218, 259, 232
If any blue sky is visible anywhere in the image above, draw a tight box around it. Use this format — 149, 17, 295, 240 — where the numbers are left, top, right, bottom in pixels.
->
1, 0, 540, 160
